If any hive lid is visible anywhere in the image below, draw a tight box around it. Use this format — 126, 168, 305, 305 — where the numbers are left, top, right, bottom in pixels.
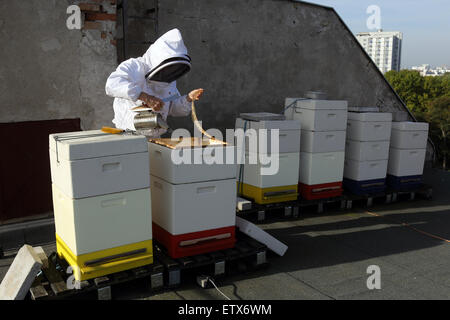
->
49, 130, 148, 161
240, 112, 286, 121
392, 121, 429, 131
149, 138, 227, 150
288, 98, 348, 110
348, 112, 392, 122
348, 106, 380, 113
235, 118, 301, 130
305, 91, 328, 100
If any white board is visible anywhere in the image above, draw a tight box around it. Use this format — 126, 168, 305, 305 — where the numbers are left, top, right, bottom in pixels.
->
236, 217, 288, 256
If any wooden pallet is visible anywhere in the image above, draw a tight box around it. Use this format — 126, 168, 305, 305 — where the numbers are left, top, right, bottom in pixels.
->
154, 231, 268, 289
297, 195, 346, 215
28, 231, 268, 300
388, 183, 433, 201
237, 184, 433, 222
28, 251, 164, 301
343, 183, 433, 210
236, 195, 346, 222
236, 199, 300, 223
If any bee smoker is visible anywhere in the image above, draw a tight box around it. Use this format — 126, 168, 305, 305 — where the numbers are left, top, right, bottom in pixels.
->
133, 110, 170, 131
102, 95, 181, 135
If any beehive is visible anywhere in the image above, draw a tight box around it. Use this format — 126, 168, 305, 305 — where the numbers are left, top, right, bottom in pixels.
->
49, 130, 153, 281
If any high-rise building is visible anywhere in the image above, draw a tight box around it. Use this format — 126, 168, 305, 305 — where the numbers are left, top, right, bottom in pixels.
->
356, 30, 403, 73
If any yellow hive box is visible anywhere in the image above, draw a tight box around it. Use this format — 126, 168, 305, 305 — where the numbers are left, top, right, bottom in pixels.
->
56, 235, 153, 281
52, 185, 153, 281
238, 183, 298, 205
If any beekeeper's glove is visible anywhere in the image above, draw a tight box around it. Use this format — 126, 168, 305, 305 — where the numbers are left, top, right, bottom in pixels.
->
187, 89, 204, 102
138, 92, 164, 111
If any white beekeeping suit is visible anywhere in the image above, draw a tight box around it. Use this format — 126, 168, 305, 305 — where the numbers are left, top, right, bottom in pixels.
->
105, 28, 197, 137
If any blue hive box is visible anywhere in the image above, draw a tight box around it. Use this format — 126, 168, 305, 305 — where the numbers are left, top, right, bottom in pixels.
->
343, 178, 386, 195
386, 174, 423, 191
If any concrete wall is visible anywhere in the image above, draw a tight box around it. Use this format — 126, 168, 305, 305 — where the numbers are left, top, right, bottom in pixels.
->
157, 0, 414, 133
0, 0, 117, 130
0, 0, 423, 141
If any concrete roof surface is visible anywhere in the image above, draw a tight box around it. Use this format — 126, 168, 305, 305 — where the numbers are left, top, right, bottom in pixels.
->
1, 167, 449, 300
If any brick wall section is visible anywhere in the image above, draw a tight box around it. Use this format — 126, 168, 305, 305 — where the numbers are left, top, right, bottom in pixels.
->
76, 0, 118, 46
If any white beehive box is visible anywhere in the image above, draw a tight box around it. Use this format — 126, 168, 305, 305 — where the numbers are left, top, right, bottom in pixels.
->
49, 130, 149, 199
235, 117, 301, 154
301, 130, 346, 153
150, 175, 236, 235
148, 139, 236, 184
388, 148, 426, 177
345, 140, 390, 161
299, 151, 345, 185
52, 185, 152, 255
344, 159, 388, 181
346, 112, 392, 142
390, 122, 429, 149
238, 152, 300, 188
285, 98, 348, 131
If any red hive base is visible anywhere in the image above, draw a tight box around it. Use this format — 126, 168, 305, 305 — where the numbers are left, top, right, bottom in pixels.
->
299, 181, 343, 200
152, 223, 236, 259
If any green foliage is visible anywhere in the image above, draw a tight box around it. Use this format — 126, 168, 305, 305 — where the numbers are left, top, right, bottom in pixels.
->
385, 70, 450, 169
425, 96, 450, 169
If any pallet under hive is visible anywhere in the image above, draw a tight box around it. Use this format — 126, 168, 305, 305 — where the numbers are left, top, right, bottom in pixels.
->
29, 231, 268, 300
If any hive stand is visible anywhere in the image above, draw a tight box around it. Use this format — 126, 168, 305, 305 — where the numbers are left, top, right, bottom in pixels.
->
343, 183, 432, 209
237, 183, 433, 223
28, 251, 165, 300
236, 199, 301, 223
153, 232, 269, 289
236, 195, 346, 223
28, 231, 268, 300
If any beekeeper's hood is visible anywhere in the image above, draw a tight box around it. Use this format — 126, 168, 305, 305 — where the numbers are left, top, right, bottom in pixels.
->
143, 28, 191, 83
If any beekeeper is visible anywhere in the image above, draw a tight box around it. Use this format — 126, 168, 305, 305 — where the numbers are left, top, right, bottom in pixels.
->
105, 28, 203, 137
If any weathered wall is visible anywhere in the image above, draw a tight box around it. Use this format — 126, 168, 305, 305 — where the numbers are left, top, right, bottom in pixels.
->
157, 0, 414, 133
0, 0, 117, 130
0, 0, 416, 132
0, 0, 431, 157
117, 0, 158, 61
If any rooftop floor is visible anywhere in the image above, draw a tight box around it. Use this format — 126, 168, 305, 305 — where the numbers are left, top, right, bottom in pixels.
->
1, 167, 449, 300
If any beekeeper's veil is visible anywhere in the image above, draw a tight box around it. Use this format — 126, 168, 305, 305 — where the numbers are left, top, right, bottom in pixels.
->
143, 29, 191, 83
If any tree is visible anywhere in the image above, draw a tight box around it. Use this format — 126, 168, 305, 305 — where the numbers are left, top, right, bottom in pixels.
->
425, 96, 450, 169
385, 70, 430, 119
385, 70, 450, 169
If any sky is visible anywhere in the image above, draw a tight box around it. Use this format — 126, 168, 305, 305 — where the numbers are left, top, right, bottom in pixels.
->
307, 0, 450, 68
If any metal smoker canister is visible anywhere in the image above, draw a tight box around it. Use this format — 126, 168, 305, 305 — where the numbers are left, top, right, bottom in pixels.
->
134, 111, 169, 130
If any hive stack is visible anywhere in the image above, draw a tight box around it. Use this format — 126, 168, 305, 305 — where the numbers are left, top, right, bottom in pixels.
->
343, 112, 393, 195
49, 130, 153, 281
387, 122, 429, 190
148, 138, 237, 259
285, 96, 348, 200
235, 113, 301, 204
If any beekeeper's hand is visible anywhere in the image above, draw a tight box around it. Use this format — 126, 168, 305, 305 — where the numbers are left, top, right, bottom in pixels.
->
138, 92, 164, 111
187, 89, 204, 102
